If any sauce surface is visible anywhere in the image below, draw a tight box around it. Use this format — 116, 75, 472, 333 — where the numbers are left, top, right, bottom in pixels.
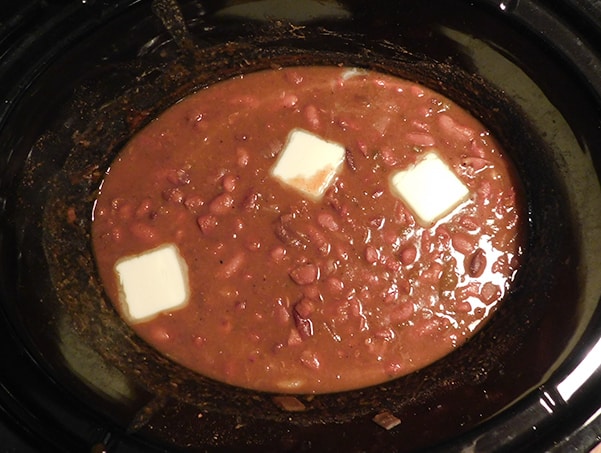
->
92, 67, 524, 394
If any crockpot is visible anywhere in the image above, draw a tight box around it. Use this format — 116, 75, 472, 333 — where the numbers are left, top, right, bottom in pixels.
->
2, 0, 601, 451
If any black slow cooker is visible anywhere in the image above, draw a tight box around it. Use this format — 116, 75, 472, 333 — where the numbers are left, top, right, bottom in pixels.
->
2, 0, 601, 451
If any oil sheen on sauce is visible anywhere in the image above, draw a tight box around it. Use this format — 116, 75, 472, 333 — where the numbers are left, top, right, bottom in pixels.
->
92, 66, 524, 394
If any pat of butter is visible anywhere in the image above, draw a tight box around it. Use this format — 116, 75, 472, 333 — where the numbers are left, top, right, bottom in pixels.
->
390, 151, 470, 226
270, 128, 345, 200
115, 243, 190, 323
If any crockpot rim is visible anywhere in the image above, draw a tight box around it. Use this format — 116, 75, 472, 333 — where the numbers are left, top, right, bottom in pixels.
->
1, 0, 601, 451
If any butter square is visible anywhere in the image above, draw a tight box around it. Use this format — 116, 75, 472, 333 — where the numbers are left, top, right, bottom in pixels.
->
390, 151, 470, 226
115, 243, 190, 323
270, 129, 345, 200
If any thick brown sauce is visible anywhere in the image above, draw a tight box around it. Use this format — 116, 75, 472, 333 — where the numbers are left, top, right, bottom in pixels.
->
92, 67, 524, 394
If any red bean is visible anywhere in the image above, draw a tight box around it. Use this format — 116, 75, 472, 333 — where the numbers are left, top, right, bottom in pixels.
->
451, 232, 475, 255
365, 245, 379, 264
379, 146, 398, 166
391, 299, 414, 323
470, 139, 487, 158
130, 222, 157, 242
462, 156, 490, 172
162, 187, 184, 204
300, 350, 320, 370
302, 284, 320, 300
209, 192, 234, 215
406, 132, 435, 147
197, 214, 218, 234
480, 282, 501, 304
217, 251, 245, 279
245, 237, 261, 251
326, 277, 345, 294
317, 212, 340, 232
439, 114, 475, 141
242, 190, 259, 211
149, 327, 171, 342
294, 298, 315, 318
306, 225, 330, 255
280, 92, 298, 108
166, 168, 191, 186
420, 262, 443, 283
370, 216, 385, 230
113, 200, 133, 220
135, 198, 153, 218
400, 245, 417, 265
304, 104, 320, 129
110, 227, 124, 241
385, 257, 401, 272
285, 70, 304, 85
477, 180, 493, 204
287, 328, 303, 346
270, 245, 287, 263
222, 174, 237, 192
274, 299, 290, 324
290, 263, 319, 285
459, 215, 480, 232
467, 248, 486, 278
230, 94, 260, 108
236, 147, 250, 167
184, 195, 204, 211
455, 301, 472, 312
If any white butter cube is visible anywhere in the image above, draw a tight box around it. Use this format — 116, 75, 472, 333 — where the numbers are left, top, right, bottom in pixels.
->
270, 128, 345, 200
390, 151, 470, 226
115, 243, 190, 323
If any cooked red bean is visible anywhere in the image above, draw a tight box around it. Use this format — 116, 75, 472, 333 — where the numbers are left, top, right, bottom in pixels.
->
209, 193, 234, 215
406, 132, 435, 147
162, 187, 184, 204
184, 195, 204, 211
197, 214, 218, 234
326, 277, 345, 294
481, 282, 501, 304
270, 245, 286, 263
400, 245, 417, 265
451, 232, 476, 255
294, 298, 315, 318
129, 222, 156, 241
365, 245, 379, 264
222, 174, 237, 192
217, 252, 245, 279
300, 350, 320, 369
317, 212, 340, 232
468, 248, 487, 278
290, 263, 319, 286
293, 311, 314, 339
135, 198, 153, 218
